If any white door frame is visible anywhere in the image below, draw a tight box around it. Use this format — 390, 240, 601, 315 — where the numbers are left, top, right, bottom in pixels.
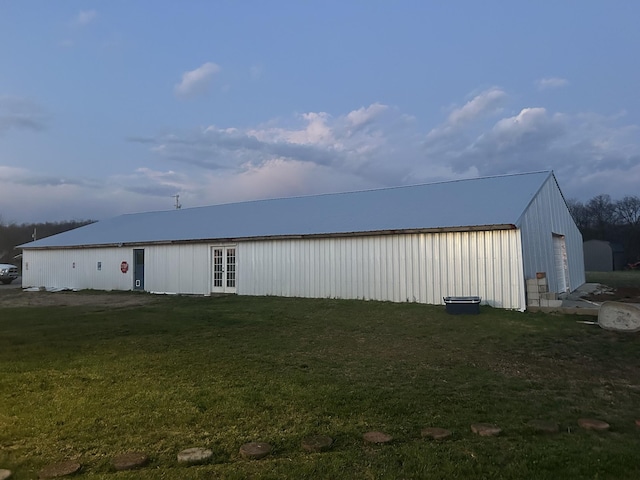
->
211, 245, 237, 294
552, 234, 570, 293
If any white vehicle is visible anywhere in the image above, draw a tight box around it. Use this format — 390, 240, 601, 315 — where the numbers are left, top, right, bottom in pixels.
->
0, 264, 19, 284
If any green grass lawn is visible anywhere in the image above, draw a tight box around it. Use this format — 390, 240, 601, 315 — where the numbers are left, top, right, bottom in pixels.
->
1, 295, 640, 479
586, 270, 640, 288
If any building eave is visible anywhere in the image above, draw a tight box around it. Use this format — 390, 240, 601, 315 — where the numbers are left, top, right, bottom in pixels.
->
20, 223, 518, 250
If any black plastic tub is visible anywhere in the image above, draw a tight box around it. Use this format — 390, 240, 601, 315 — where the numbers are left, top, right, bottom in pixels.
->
443, 296, 481, 315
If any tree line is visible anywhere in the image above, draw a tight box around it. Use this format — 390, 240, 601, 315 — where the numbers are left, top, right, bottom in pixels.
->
0, 219, 93, 265
567, 194, 640, 265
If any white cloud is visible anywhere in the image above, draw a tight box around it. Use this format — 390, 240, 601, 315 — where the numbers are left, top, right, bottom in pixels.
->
174, 62, 221, 99
490, 107, 563, 147
261, 112, 337, 146
143, 103, 419, 186
536, 77, 569, 90
137, 98, 640, 202
195, 158, 372, 207
72, 10, 97, 27
447, 88, 507, 126
3, 91, 640, 223
346, 103, 388, 128
426, 87, 507, 141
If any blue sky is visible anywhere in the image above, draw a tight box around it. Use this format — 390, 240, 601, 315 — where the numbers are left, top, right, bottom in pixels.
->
1, 1, 639, 222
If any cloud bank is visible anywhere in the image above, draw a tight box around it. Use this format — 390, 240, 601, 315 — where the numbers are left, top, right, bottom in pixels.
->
126, 87, 640, 207
1, 87, 639, 222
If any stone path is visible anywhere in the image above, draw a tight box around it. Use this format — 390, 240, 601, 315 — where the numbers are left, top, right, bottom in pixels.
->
301, 435, 334, 452
526, 420, 560, 434
363, 431, 393, 444
177, 447, 213, 464
239, 442, 272, 460
37, 461, 81, 479
5, 415, 632, 477
421, 427, 452, 440
577, 418, 610, 431
470, 423, 502, 437
112, 452, 149, 471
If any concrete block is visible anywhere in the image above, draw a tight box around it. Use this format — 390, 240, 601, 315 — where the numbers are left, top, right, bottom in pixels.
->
537, 278, 548, 286
538, 285, 548, 293
527, 298, 540, 307
528, 291, 540, 300
541, 292, 557, 300
547, 300, 563, 308
526, 279, 538, 289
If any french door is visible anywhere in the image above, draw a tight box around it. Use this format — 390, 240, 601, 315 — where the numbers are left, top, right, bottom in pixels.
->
212, 246, 237, 293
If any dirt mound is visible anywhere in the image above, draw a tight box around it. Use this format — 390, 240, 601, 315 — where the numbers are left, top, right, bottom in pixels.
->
584, 286, 640, 304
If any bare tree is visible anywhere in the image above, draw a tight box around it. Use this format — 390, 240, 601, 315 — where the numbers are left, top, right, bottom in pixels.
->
0, 220, 94, 264
568, 193, 640, 264
615, 195, 640, 227
586, 194, 616, 239
566, 198, 590, 232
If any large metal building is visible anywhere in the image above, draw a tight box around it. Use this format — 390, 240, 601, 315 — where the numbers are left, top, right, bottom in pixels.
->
20, 171, 584, 311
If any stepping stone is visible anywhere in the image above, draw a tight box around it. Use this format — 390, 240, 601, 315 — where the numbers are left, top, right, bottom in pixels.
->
471, 423, 502, 437
363, 431, 393, 444
112, 452, 149, 471
421, 427, 452, 440
239, 442, 272, 460
526, 420, 560, 434
38, 461, 81, 479
0, 469, 12, 480
598, 302, 640, 332
301, 435, 333, 452
577, 418, 610, 431
177, 447, 213, 464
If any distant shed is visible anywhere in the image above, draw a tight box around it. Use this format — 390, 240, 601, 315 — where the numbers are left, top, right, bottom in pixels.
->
20, 171, 584, 311
583, 239, 625, 271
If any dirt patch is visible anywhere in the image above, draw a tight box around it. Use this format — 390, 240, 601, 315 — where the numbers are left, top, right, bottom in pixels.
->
584, 286, 640, 304
0, 288, 160, 308
2, 283, 639, 308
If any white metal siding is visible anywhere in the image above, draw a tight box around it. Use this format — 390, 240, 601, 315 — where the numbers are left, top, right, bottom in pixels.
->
144, 244, 211, 295
237, 230, 525, 309
519, 177, 585, 293
23, 230, 527, 309
22, 247, 133, 291
22, 244, 212, 294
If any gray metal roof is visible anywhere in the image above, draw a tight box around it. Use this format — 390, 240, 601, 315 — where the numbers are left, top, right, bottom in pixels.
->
22, 171, 556, 248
